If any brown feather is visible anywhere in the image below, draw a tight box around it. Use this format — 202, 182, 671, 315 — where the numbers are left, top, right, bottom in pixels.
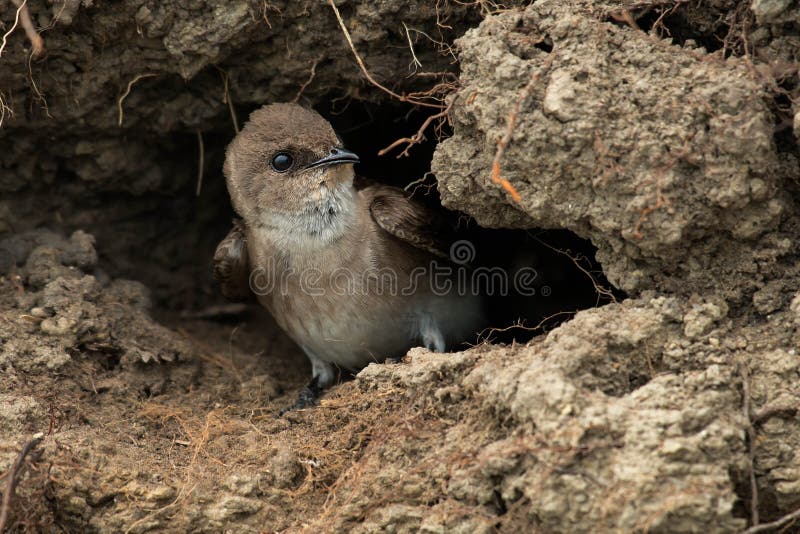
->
213, 219, 252, 301
362, 182, 455, 259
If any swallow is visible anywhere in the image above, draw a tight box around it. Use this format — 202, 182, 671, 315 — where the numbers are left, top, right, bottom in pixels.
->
214, 103, 485, 412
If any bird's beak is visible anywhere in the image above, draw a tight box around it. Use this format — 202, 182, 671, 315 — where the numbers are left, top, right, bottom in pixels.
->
306, 147, 360, 169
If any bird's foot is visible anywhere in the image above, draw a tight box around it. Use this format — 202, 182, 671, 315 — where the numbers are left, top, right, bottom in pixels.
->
277, 376, 322, 416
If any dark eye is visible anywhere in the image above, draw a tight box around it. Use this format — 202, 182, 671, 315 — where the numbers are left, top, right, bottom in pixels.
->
270, 152, 294, 172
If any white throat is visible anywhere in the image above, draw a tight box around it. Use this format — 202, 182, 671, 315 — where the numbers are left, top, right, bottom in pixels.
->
259, 181, 358, 251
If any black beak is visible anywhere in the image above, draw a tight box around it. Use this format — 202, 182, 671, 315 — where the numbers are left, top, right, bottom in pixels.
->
306, 147, 360, 169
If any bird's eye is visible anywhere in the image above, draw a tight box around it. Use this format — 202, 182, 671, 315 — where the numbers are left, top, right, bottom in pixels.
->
270, 152, 294, 173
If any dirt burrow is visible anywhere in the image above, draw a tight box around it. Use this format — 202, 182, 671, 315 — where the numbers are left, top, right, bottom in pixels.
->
2, 0, 800, 532
0, 0, 481, 304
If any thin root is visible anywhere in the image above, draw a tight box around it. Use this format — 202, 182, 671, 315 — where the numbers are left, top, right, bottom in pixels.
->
531, 233, 617, 305
293, 56, 322, 103
0, 433, 44, 532
741, 365, 760, 528
195, 130, 205, 197
216, 67, 240, 134
117, 73, 158, 127
1, 0, 44, 58
328, 0, 443, 109
378, 96, 457, 158
0, 91, 13, 128
742, 505, 800, 534
403, 22, 423, 72
491, 49, 556, 203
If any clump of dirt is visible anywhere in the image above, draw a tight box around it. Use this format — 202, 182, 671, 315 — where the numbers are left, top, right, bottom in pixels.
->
2, 0, 800, 532
432, 0, 800, 302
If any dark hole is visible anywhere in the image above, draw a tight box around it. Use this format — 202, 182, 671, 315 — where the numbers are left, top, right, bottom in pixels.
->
607, 9, 729, 55
320, 100, 444, 190
59, 96, 621, 348
534, 39, 554, 53
771, 83, 798, 155
319, 98, 622, 343
729, 450, 782, 523
493, 488, 508, 515
78, 345, 121, 371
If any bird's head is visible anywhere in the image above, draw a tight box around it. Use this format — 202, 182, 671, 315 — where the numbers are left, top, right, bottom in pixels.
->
223, 103, 360, 232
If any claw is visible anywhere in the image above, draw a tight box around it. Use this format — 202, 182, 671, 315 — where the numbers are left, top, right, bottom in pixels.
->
277, 376, 322, 416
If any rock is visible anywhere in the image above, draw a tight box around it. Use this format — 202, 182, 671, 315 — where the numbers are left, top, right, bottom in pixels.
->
432, 1, 793, 302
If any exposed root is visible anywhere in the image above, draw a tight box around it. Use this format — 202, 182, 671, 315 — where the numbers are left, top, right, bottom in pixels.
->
195, 130, 204, 197
403, 25, 457, 66
328, 0, 443, 109
404, 81, 457, 104
138, 404, 247, 469
1, 0, 44, 58
11, 0, 44, 57
403, 22, 424, 73
741, 365, 760, 527
475, 311, 578, 342
531, 233, 618, 305
0, 0, 25, 58
259, 0, 281, 29
742, 506, 800, 534
27, 53, 50, 117
216, 67, 240, 134
491, 49, 556, 203
592, 133, 623, 186
292, 56, 322, 103
451, 0, 508, 18
329, 0, 462, 158
117, 73, 158, 127
403, 171, 438, 197
631, 134, 697, 239
631, 190, 670, 240
0, 90, 13, 128
0, 433, 44, 533
753, 403, 798, 425
649, 1, 682, 38
122, 485, 197, 534
378, 96, 456, 158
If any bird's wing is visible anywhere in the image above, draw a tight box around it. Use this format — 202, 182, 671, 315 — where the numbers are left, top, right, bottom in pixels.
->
213, 219, 253, 301
363, 182, 455, 260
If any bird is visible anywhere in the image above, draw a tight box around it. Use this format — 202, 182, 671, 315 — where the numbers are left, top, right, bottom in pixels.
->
214, 103, 485, 412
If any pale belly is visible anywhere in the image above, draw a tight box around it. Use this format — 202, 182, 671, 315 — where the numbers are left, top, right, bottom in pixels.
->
245, 219, 485, 373
260, 286, 483, 370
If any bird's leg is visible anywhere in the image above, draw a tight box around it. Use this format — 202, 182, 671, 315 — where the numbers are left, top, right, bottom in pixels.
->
419, 314, 446, 352
278, 375, 322, 415
277, 351, 336, 415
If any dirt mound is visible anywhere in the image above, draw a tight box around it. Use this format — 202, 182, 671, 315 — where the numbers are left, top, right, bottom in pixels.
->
2, 0, 800, 532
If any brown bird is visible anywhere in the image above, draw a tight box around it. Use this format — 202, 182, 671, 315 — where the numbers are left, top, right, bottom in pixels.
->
214, 103, 484, 411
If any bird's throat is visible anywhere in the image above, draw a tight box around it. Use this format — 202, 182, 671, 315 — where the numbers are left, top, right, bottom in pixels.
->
264, 181, 358, 250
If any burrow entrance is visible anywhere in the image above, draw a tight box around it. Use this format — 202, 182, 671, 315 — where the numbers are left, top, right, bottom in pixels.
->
4, 94, 621, 348
122, 97, 624, 346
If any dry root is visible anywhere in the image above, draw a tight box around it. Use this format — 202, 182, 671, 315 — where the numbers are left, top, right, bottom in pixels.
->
490, 49, 556, 203
0, 434, 44, 532
1, 0, 44, 59
378, 97, 456, 158
117, 73, 158, 127
328, 0, 444, 110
